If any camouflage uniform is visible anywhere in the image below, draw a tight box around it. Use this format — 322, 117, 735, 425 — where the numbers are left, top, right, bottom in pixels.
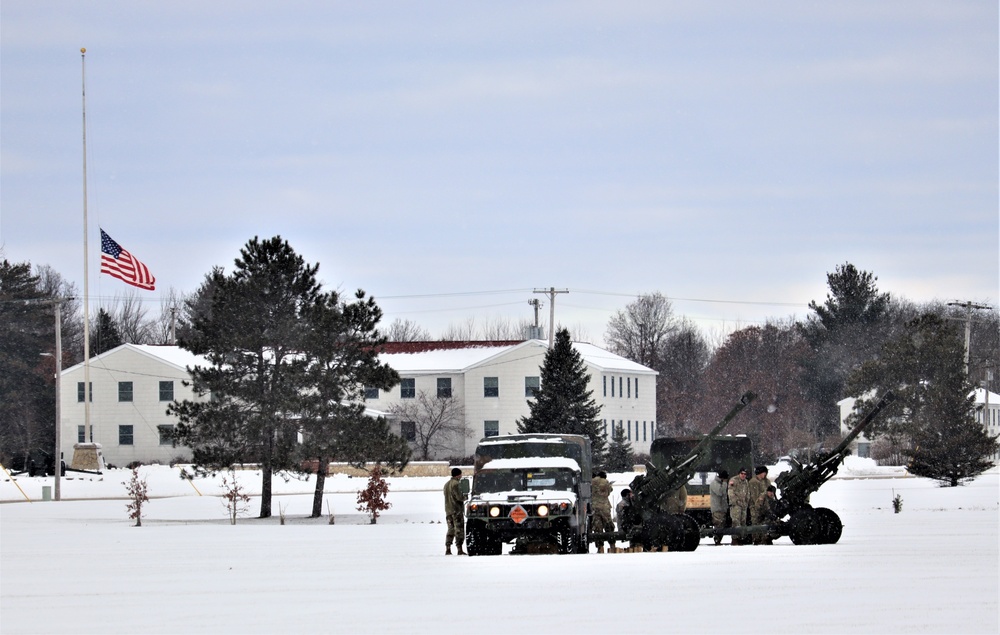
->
658, 484, 687, 515
709, 474, 729, 545
748, 471, 773, 544
758, 489, 779, 545
615, 491, 635, 536
590, 474, 614, 550
727, 473, 751, 544
443, 475, 465, 553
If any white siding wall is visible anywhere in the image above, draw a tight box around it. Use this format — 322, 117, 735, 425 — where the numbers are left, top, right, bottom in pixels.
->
593, 372, 657, 455
365, 344, 657, 459
60, 348, 201, 467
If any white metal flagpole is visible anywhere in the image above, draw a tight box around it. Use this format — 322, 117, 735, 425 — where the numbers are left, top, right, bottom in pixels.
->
81, 47, 92, 445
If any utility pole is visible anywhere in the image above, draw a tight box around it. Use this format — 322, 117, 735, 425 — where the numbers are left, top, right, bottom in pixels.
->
533, 287, 568, 348
947, 301, 990, 375
527, 298, 542, 340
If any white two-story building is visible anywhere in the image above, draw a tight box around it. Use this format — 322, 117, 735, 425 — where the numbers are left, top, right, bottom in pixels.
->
369, 339, 658, 459
59, 340, 657, 467
60, 344, 208, 467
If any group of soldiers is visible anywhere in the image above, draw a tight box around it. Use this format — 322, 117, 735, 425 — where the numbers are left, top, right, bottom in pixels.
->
711, 465, 778, 545
446, 465, 780, 555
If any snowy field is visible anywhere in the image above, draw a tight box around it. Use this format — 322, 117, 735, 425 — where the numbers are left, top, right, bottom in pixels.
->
2, 459, 997, 635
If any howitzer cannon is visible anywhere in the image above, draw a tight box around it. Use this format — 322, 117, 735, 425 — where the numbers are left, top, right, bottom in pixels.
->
599, 391, 757, 552
770, 391, 896, 545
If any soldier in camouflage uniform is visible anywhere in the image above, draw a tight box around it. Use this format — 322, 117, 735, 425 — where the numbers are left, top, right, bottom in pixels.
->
709, 470, 729, 545
748, 465, 772, 544
444, 467, 466, 555
658, 483, 687, 515
590, 471, 614, 553
727, 467, 751, 545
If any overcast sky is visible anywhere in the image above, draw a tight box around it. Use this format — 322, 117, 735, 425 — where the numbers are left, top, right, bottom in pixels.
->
1, 2, 996, 344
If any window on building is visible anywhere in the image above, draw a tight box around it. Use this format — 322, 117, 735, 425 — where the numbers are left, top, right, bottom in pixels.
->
437, 377, 452, 399
619, 377, 623, 398
525, 376, 540, 398
400, 421, 416, 442
119, 425, 134, 445
484, 420, 499, 437
635, 378, 639, 399
118, 381, 133, 402
77, 425, 86, 443
77, 382, 92, 402
159, 381, 174, 402
603, 376, 607, 397
400, 378, 415, 399
627, 377, 631, 398
364, 385, 379, 400
484, 377, 499, 398
643, 421, 647, 442
158, 425, 174, 446
625, 420, 630, 441
611, 376, 615, 397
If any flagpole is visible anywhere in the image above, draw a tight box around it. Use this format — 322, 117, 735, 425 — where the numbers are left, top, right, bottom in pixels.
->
81, 47, 92, 445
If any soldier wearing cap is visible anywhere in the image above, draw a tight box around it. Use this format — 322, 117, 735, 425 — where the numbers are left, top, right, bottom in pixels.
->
444, 467, 466, 555
590, 471, 615, 553
709, 470, 730, 545
727, 467, 751, 545
748, 465, 772, 544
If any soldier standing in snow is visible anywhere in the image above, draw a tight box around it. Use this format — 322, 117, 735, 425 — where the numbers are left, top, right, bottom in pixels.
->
728, 467, 751, 545
748, 465, 772, 544
709, 470, 729, 545
444, 467, 466, 555
590, 471, 614, 553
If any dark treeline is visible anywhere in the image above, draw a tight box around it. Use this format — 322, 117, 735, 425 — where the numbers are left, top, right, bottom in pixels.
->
604, 264, 999, 477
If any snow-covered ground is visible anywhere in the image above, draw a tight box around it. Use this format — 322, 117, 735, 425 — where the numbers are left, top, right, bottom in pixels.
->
1, 458, 997, 634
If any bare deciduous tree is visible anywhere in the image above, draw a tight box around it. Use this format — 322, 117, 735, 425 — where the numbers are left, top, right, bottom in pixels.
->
112, 290, 152, 344
388, 390, 468, 460
604, 292, 678, 367
383, 318, 431, 342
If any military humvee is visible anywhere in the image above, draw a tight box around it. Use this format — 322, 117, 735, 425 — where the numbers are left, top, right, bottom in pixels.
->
465, 433, 592, 556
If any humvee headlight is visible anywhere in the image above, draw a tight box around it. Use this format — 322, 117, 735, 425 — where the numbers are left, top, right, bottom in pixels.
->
558, 502, 569, 511
536, 504, 549, 517
489, 506, 501, 518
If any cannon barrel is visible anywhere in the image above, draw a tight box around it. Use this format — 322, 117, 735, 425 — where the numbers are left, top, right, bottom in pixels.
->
775, 391, 895, 515
630, 391, 757, 506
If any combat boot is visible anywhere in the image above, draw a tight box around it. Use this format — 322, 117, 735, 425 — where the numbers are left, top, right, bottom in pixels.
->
445, 546, 452, 555
597, 545, 605, 554
456, 545, 466, 555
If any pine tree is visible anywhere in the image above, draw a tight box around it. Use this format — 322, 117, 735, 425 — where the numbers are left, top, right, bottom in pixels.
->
847, 313, 999, 485
605, 422, 634, 472
517, 329, 606, 463
90, 308, 123, 355
170, 236, 321, 518
297, 289, 408, 517
799, 263, 892, 437
0, 260, 62, 468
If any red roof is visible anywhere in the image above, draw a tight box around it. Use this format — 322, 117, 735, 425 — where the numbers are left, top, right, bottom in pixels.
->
376, 340, 525, 354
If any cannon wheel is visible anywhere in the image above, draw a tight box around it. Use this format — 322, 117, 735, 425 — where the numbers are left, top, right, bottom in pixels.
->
814, 507, 843, 544
677, 514, 701, 552
788, 508, 823, 545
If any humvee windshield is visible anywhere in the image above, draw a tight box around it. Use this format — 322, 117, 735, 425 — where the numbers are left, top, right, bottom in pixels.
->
476, 442, 585, 466
473, 468, 578, 494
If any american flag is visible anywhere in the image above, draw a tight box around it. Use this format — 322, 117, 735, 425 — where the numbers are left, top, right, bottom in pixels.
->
100, 228, 156, 290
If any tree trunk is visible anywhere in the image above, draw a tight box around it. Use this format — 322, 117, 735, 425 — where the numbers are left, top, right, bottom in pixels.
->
311, 457, 328, 518
260, 460, 272, 518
